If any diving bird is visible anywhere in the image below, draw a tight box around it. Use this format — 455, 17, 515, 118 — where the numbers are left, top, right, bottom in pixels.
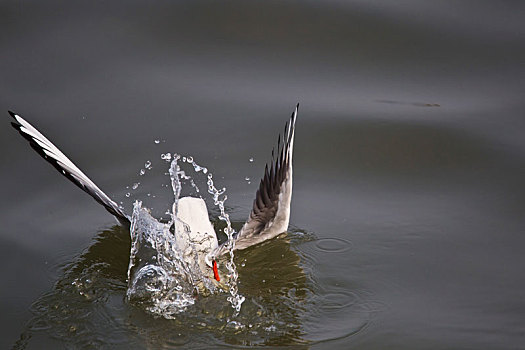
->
9, 105, 297, 283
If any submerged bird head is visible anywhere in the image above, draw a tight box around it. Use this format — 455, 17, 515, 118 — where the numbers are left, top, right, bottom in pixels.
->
172, 197, 223, 285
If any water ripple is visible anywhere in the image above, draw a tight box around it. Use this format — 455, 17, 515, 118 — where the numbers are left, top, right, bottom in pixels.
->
313, 237, 353, 253
319, 290, 360, 311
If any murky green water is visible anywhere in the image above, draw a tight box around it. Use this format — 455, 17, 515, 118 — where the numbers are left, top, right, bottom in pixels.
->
1, 1, 524, 349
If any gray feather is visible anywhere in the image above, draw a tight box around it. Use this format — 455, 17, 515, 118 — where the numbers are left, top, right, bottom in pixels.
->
213, 104, 298, 255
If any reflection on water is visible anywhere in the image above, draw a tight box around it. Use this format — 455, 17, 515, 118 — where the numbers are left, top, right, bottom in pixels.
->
13, 224, 375, 348
13, 226, 130, 349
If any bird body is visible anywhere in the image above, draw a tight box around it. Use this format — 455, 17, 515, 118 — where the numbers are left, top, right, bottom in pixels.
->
10, 105, 298, 283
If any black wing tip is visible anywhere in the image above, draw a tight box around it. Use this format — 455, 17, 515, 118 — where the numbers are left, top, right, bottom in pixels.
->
289, 104, 298, 129
10, 121, 21, 130
8, 111, 23, 132
8, 110, 18, 120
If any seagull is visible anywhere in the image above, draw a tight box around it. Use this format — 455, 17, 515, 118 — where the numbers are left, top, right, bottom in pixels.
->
9, 105, 298, 284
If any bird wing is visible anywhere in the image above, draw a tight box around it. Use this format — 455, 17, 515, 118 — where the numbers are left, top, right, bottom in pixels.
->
213, 104, 298, 256
9, 111, 130, 227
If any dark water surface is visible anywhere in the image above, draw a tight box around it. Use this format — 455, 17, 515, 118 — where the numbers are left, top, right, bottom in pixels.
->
1, 1, 524, 349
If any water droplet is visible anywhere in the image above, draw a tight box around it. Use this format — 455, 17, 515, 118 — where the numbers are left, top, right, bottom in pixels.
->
244, 177, 250, 181
145, 161, 152, 169
125, 193, 131, 197
249, 157, 254, 162
154, 139, 160, 144
161, 153, 172, 161
132, 182, 140, 190
139, 169, 145, 176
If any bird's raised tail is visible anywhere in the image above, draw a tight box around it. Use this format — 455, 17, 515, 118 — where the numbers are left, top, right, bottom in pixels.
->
9, 111, 130, 227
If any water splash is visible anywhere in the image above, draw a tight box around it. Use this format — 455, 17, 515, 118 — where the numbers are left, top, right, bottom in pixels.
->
126, 153, 244, 317
126, 201, 197, 317
160, 153, 172, 162
205, 170, 245, 313
174, 154, 245, 312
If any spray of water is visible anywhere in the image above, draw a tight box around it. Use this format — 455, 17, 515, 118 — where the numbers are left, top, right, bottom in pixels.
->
204, 168, 245, 313
126, 153, 244, 317
172, 154, 244, 312
126, 200, 197, 317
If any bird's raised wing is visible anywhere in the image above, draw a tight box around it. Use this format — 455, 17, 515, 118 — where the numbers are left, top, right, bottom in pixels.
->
213, 104, 298, 256
9, 111, 130, 227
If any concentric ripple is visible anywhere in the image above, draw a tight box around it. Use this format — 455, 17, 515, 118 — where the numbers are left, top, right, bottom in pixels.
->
314, 237, 353, 253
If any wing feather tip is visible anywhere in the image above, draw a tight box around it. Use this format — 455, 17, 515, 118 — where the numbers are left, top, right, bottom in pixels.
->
8, 111, 22, 129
